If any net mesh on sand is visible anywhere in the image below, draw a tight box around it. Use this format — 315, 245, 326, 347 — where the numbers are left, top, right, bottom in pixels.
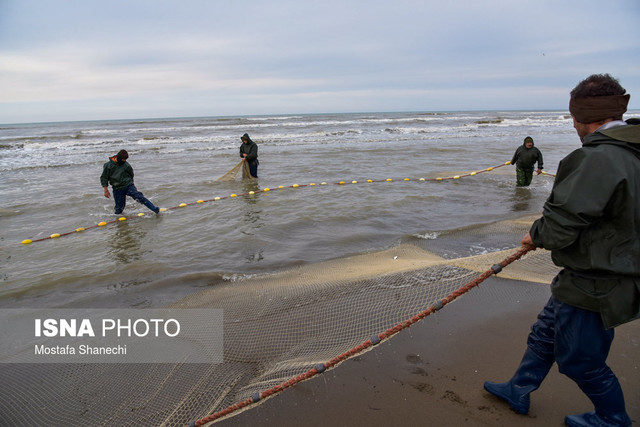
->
0, 216, 559, 426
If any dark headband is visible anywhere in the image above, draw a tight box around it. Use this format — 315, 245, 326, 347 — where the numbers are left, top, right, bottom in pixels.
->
569, 94, 630, 124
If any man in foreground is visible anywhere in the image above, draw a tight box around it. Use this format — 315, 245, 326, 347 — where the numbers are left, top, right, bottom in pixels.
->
484, 74, 639, 426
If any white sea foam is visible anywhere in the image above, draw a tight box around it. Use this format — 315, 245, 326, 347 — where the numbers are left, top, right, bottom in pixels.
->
414, 232, 440, 240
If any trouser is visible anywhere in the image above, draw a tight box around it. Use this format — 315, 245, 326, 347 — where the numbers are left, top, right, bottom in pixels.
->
113, 184, 158, 214
525, 296, 628, 419
516, 168, 533, 186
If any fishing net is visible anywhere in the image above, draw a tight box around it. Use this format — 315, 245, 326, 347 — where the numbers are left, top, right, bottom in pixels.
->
216, 161, 256, 181
216, 161, 244, 181
241, 161, 255, 179
0, 213, 560, 426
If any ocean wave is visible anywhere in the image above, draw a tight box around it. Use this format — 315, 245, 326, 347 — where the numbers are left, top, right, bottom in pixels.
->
21, 138, 123, 149
324, 129, 363, 136
0, 160, 99, 173
414, 232, 440, 240
0, 142, 23, 150
245, 116, 305, 121
2, 111, 576, 180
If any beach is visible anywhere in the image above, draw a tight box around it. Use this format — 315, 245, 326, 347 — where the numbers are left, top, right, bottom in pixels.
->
1, 111, 639, 426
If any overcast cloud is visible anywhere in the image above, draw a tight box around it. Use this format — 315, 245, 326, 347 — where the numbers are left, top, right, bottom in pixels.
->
1, 0, 639, 123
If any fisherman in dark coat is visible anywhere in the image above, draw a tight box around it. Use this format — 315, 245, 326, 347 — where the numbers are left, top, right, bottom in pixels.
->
511, 136, 543, 186
484, 74, 639, 427
239, 133, 259, 178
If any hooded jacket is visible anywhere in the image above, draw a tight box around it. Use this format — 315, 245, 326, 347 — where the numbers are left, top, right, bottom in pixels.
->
511, 140, 543, 171
239, 135, 259, 167
100, 155, 134, 190
529, 119, 640, 327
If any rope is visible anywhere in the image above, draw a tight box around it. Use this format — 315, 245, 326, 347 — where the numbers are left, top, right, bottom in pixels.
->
18, 162, 531, 246
186, 245, 535, 426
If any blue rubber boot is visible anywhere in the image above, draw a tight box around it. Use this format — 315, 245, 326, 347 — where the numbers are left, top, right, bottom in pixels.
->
565, 411, 631, 427
564, 369, 631, 427
484, 348, 552, 414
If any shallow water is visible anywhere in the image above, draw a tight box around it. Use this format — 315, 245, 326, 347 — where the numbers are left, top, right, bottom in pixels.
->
0, 111, 580, 308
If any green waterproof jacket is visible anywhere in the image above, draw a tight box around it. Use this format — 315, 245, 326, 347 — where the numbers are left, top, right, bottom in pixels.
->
529, 119, 640, 328
511, 142, 543, 171
100, 156, 134, 190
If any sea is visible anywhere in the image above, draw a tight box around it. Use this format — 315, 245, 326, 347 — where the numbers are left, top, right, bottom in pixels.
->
0, 110, 609, 309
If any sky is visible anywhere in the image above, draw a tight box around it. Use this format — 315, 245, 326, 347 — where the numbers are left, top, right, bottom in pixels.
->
1, 0, 639, 124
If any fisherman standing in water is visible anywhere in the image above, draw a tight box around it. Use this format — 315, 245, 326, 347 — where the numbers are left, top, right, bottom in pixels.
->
100, 149, 160, 215
511, 136, 543, 186
239, 133, 259, 178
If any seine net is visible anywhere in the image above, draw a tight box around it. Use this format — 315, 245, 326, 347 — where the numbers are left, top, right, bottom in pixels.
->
0, 215, 559, 426
216, 161, 256, 181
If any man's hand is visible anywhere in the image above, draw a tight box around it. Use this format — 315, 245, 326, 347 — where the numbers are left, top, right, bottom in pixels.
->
521, 232, 536, 249
536, 168, 542, 175
103, 187, 111, 198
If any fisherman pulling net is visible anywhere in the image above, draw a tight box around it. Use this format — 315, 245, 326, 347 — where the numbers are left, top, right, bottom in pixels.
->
217, 133, 259, 181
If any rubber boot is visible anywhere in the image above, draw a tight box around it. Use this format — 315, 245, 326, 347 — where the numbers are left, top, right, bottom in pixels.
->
564, 370, 631, 427
565, 411, 631, 427
484, 348, 552, 414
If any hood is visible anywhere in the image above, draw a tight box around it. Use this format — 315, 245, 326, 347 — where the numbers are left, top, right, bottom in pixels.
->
522, 136, 534, 147
584, 120, 640, 156
241, 133, 254, 144
599, 119, 640, 144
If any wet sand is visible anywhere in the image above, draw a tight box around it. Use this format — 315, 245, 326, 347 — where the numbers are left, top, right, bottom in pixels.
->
217, 275, 639, 426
